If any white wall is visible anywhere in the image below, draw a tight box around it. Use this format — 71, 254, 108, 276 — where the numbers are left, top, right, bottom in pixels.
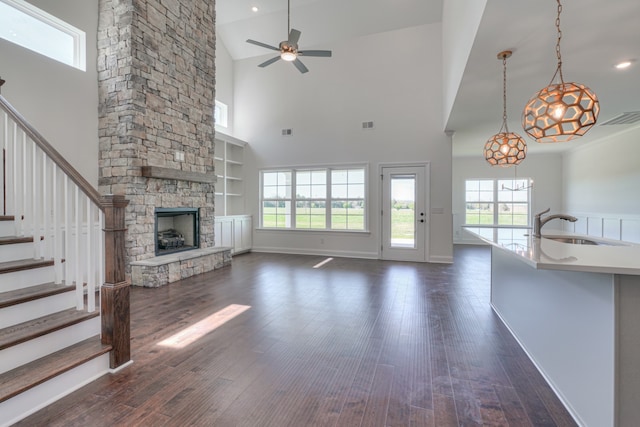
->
442, 0, 487, 130
215, 32, 234, 135
0, 0, 99, 186
453, 153, 563, 243
233, 24, 453, 262
562, 126, 640, 243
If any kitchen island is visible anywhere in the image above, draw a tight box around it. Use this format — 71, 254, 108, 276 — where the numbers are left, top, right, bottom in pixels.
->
465, 227, 640, 427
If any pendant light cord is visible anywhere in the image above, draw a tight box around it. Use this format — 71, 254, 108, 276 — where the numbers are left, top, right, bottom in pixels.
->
497, 52, 512, 134
550, 0, 565, 85
502, 54, 509, 133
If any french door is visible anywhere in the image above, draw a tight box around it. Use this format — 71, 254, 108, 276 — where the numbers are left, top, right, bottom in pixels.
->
381, 165, 428, 262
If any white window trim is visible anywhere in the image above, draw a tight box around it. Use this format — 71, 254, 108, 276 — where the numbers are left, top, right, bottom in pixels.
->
259, 163, 369, 232
464, 178, 533, 228
0, 0, 86, 71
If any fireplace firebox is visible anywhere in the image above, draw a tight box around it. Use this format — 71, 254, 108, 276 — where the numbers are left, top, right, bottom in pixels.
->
155, 208, 200, 256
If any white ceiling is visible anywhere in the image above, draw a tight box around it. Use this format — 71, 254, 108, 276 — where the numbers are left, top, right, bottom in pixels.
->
215, 0, 640, 157
216, 0, 443, 60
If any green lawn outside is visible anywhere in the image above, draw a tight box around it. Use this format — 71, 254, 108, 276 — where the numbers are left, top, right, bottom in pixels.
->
261, 207, 426, 238
466, 212, 528, 226
391, 209, 415, 239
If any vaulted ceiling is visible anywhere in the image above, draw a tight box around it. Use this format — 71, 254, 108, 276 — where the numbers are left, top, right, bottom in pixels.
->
216, 0, 640, 157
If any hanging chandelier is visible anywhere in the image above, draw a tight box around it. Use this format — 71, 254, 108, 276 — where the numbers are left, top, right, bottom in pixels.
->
484, 51, 527, 167
522, 0, 599, 143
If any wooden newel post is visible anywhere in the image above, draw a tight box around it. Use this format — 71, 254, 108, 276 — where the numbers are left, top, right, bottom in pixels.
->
100, 194, 130, 369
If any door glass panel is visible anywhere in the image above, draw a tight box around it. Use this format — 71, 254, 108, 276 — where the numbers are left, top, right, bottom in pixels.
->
390, 174, 415, 248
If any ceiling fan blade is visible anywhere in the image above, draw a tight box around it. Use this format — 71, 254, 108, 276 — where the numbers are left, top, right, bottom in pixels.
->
246, 39, 280, 51
293, 58, 309, 74
258, 56, 281, 68
288, 28, 301, 45
298, 50, 332, 58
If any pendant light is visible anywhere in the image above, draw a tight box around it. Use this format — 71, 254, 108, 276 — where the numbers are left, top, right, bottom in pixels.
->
484, 51, 527, 167
522, 0, 599, 143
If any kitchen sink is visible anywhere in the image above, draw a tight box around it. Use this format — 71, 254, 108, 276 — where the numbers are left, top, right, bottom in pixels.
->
543, 236, 626, 246
545, 236, 599, 245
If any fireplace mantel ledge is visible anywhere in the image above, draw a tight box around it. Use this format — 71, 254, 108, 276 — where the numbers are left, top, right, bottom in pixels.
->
141, 166, 216, 184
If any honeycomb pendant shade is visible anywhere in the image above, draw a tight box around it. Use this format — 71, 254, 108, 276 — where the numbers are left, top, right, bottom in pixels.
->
484, 132, 527, 166
523, 82, 599, 143
484, 50, 527, 167
522, 0, 599, 143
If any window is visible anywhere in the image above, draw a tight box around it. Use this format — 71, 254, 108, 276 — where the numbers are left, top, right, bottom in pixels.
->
465, 178, 531, 226
262, 171, 292, 228
0, 0, 86, 70
214, 100, 228, 128
261, 166, 366, 231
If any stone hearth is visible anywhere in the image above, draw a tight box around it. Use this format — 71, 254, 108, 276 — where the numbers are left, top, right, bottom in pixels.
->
131, 247, 231, 288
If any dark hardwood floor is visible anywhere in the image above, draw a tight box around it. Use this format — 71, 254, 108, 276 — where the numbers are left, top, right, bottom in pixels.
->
17, 246, 577, 426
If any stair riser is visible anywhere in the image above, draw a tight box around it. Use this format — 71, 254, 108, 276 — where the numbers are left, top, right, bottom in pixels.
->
0, 316, 101, 374
0, 265, 56, 292
0, 241, 35, 263
0, 352, 110, 427
0, 221, 15, 237
0, 292, 76, 330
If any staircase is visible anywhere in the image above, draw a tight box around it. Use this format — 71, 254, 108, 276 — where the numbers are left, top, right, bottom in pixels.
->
0, 87, 130, 426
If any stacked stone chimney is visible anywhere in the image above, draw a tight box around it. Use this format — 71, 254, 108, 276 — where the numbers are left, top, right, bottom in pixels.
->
97, 0, 216, 278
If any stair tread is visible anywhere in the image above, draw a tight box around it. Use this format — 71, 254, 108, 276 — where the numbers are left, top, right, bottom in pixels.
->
0, 282, 74, 309
0, 336, 111, 403
0, 235, 33, 245
0, 258, 54, 274
0, 307, 99, 351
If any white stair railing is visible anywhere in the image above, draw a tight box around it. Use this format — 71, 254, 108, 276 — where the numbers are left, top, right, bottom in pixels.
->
0, 96, 104, 312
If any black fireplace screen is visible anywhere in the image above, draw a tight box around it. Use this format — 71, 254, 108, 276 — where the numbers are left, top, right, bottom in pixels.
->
155, 208, 200, 256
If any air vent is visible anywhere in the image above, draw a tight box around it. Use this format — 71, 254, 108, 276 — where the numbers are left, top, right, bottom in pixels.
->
599, 112, 640, 126
362, 121, 374, 129
282, 128, 292, 136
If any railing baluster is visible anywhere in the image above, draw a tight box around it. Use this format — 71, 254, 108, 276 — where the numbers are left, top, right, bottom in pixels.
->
31, 142, 39, 258
20, 130, 27, 236
2, 111, 6, 216
12, 123, 20, 234
53, 163, 62, 283
64, 175, 71, 289
87, 199, 95, 312
74, 186, 82, 310
42, 152, 50, 259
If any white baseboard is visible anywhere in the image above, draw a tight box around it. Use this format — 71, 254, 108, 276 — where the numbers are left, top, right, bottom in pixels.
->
428, 255, 453, 264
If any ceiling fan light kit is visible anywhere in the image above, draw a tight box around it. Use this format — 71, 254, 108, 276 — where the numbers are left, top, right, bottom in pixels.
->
522, 0, 599, 143
246, 0, 332, 73
484, 50, 527, 167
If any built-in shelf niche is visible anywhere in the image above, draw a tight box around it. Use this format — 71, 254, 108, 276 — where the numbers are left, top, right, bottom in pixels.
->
214, 132, 247, 216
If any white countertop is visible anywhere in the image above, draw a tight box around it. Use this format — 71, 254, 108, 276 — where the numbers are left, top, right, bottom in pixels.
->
464, 227, 640, 275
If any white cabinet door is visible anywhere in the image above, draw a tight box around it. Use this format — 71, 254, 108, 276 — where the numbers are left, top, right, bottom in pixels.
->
215, 215, 251, 254
215, 218, 234, 248
234, 216, 252, 253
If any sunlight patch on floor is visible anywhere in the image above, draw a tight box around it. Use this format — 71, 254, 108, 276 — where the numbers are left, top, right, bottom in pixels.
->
158, 304, 251, 348
313, 257, 334, 269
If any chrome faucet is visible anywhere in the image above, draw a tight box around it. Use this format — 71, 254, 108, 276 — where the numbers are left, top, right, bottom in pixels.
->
533, 208, 578, 238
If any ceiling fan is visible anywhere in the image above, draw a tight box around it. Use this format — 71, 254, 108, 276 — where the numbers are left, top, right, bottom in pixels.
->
246, 0, 332, 74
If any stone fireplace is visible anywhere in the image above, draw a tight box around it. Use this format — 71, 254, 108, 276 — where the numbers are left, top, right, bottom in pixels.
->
97, 0, 231, 287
